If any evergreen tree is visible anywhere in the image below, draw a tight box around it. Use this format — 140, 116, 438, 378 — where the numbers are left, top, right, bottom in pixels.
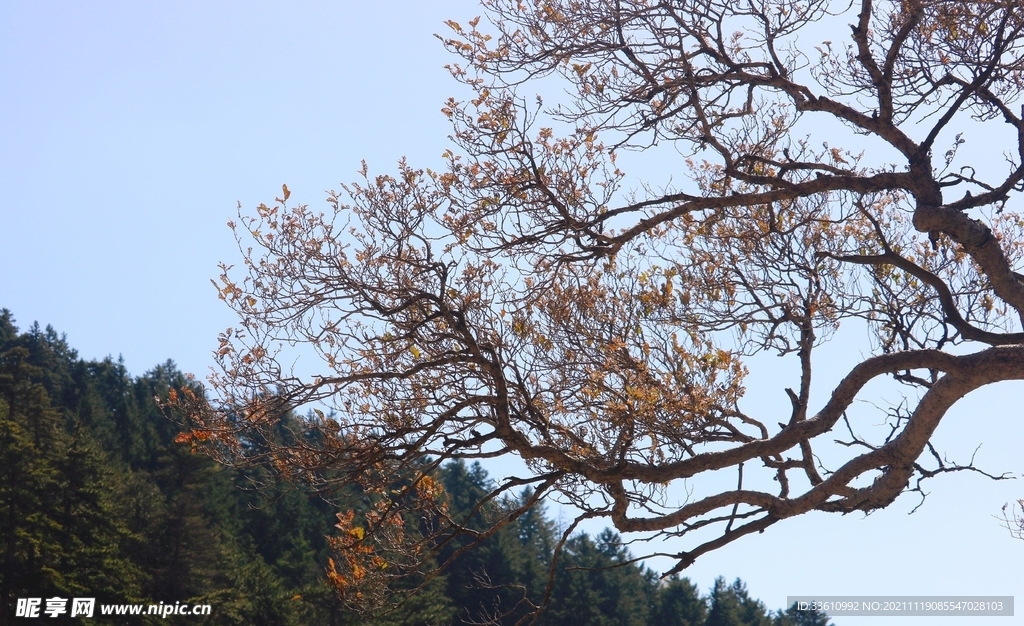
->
372, 568, 455, 626
542, 531, 652, 626
0, 320, 142, 623
543, 533, 610, 626
87, 356, 147, 464
0, 361, 60, 618
47, 427, 144, 604
652, 575, 706, 626
773, 602, 833, 626
511, 487, 557, 604
141, 444, 233, 602
18, 323, 76, 411
706, 577, 774, 626
437, 460, 522, 625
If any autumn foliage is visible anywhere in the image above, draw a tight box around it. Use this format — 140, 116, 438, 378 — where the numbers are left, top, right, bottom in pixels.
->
176, 0, 1024, 615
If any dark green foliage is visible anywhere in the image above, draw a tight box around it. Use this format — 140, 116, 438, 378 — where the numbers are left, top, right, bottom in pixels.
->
0, 316, 144, 623
705, 578, 773, 626
431, 461, 817, 626
653, 576, 707, 626
435, 461, 526, 625
773, 602, 833, 626
0, 310, 832, 626
0, 310, 344, 625
541, 530, 654, 626
508, 486, 557, 605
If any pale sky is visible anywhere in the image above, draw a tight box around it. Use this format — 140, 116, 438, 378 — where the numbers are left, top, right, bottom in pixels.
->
1, 3, 1021, 624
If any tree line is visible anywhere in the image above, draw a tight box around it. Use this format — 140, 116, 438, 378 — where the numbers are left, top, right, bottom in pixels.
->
0, 309, 829, 625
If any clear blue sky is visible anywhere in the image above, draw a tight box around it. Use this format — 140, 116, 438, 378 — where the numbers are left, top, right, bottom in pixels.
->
1, 3, 1021, 624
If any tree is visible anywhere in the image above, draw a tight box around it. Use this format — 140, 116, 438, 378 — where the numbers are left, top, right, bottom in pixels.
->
511, 487, 558, 607
652, 575, 706, 626
177, 0, 1024, 613
0, 324, 145, 621
539, 529, 654, 626
705, 578, 771, 626
774, 601, 833, 626
0, 344, 64, 615
434, 460, 524, 624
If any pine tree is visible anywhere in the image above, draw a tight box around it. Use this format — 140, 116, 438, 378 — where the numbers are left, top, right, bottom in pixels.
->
706, 578, 743, 626
542, 530, 653, 626
437, 460, 522, 625
140, 444, 231, 602
0, 370, 59, 619
511, 487, 557, 604
652, 575, 706, 626
87, 356, 147, 464
47, 426, 145, 604
773, 602, 833, 626
0, 323, 142, 622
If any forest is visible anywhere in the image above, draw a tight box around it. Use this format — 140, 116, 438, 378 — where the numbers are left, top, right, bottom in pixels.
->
0, 307, 830, 625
